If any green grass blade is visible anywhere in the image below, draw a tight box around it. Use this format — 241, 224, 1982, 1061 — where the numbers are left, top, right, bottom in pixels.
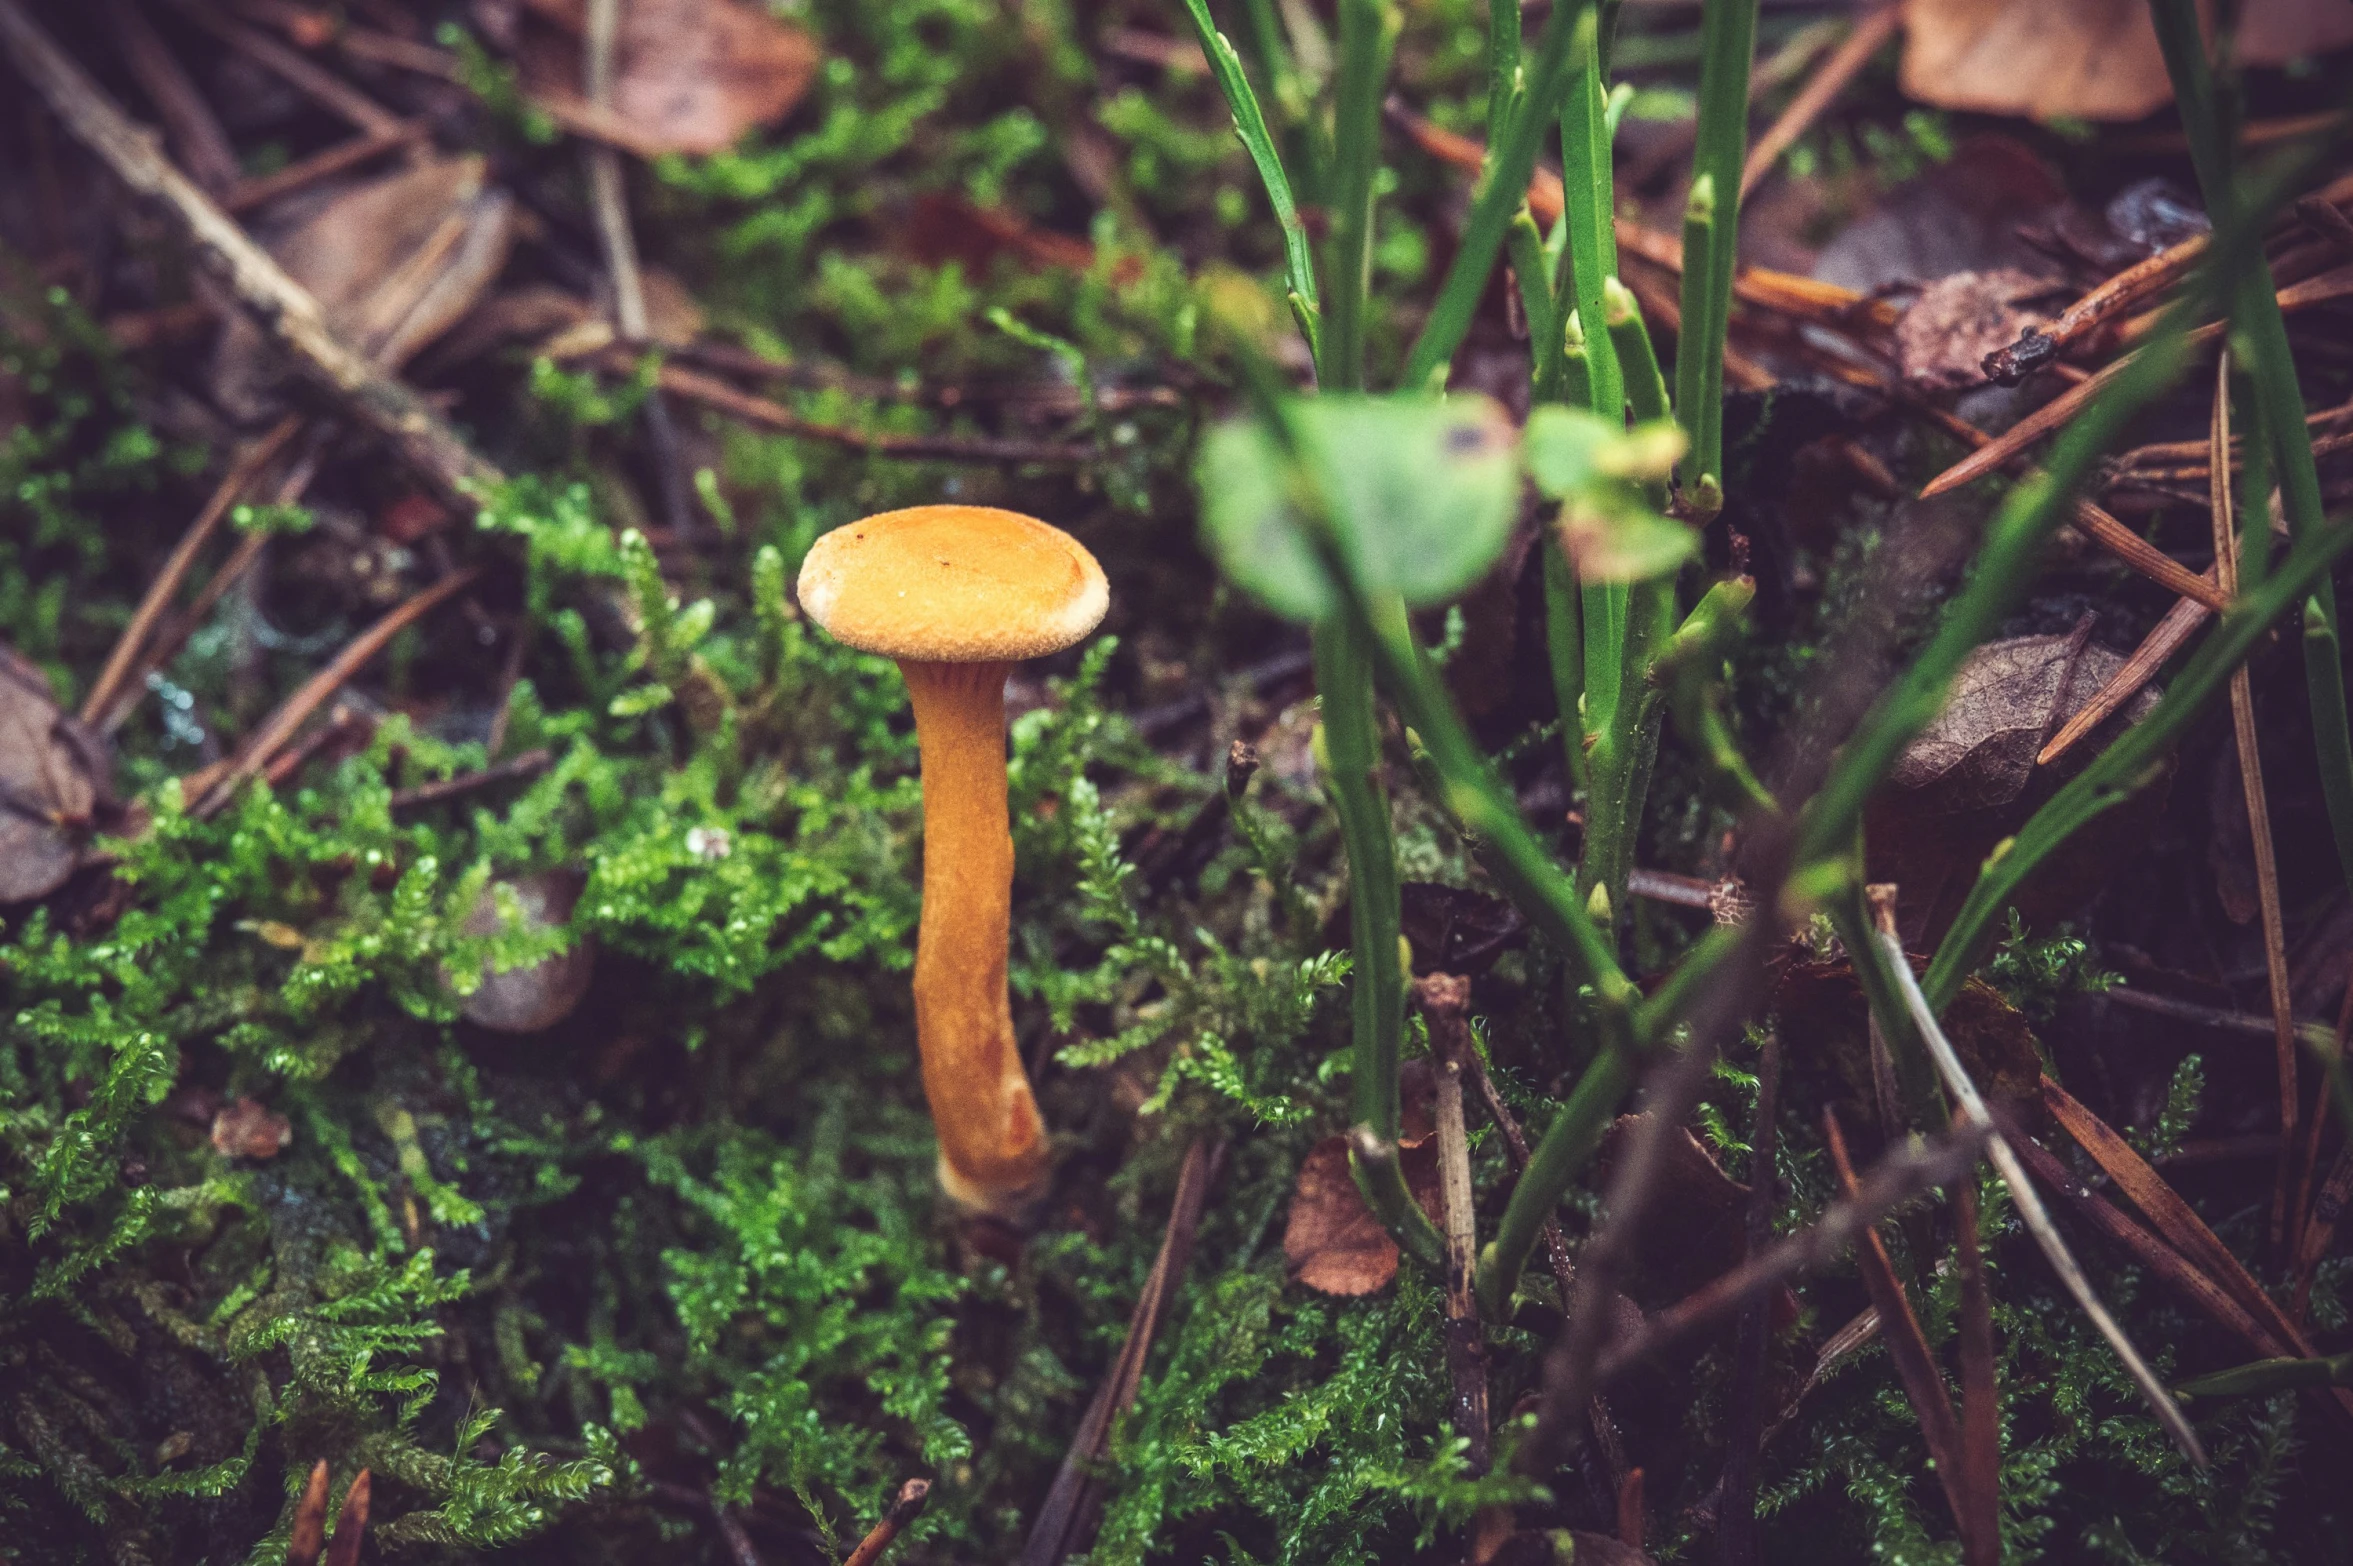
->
1324, 0, 1401, 390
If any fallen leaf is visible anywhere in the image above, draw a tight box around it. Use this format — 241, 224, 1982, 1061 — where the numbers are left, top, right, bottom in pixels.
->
458, 868, 597, 1033
1813, 136, 2068, 295
0, 644, 106, 903
1283, 1071, 1443, 1296
1895, 267, 2069, 392
1899, 0, 2353, 123
519, 0, 818, 157
214, 156, 515, 416
210, 1097, 293, 1159
1867, 627, 2171, 941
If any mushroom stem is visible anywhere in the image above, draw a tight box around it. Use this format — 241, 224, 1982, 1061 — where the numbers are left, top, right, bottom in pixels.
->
900, 657, 1048, 1212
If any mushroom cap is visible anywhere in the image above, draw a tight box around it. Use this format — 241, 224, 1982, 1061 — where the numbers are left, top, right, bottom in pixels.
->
796, 505, 1108, 663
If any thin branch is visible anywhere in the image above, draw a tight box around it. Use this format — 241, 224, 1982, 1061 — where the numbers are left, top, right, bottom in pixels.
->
188, 567, 484, 816
1418, 975, 1491, 1473
104, 0, 241, 194
1871, 911, 2205, 1464
388, 748, 553, 811
1715, 1030, 1781, 1566
1595, 1118, 1991, 1383
0, 0, 505, 506
1737, 4, 1898, 201
225, 120, 428, 213
842, 1479, 932, 1566
80, 414, 299, 726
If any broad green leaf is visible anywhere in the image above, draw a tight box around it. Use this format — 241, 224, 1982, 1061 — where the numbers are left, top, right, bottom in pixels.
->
1523, 405, 1694, 582
1196, 394, 1521, 621
1522, 404, 1685, 496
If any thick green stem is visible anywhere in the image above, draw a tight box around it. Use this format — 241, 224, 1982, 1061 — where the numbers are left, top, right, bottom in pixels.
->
1506, 208, 1561, 400
2148, 0, 2353, 902
1314, 615, 1444, 1268
1325, 0, 1400, 391
1487, 0, 1521, 137
1399, 0, 1590, 390
1672, 0, 1757, 517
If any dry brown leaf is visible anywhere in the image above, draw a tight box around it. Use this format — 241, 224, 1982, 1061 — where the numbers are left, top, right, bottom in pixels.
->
1868, 627, 2172, 941
0, 645, 106, 903
1283, 1136, 1404, 1295
215, 156, 514, 416
210, 1097, 293, 1160
458, 869, 597, 1033
1900, 0, 2353, 123
1895, 268, 2069, 391
1283, 1068, 1442, 1296
519, 0, 818, 158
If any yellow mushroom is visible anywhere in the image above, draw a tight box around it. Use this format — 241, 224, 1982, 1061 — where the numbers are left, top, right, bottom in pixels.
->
796, 505, 1108, 1215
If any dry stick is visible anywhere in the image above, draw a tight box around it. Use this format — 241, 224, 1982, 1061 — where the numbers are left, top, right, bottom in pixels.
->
104, 0, 241, 194
2209, 353, 2301, 1251
101, 435, 324, 734
188, 566, 482, 816
841, 1479, 932, 1566
1417, 975, 1491, 1473
1867, 903, 2206, 1464
2299, 194, 2353, 261
1019, 1138, 1219, 1566
225, 119, 429, 214
582, 0, 693, 539
1824, 1112, 1988, 1562
1715, 1031, 1781, 1566
1595, 1119, 1994, 1384
1459, 1035, 1578, 1305
79, 414, 299, 726
2039, 1075, 2323, 1363
323, 1469, 369, 1566
709, 1501, 765, 1566
1737, 4, 1899, 202
2046, 591, 2203, 764
656, 363, 1097, 467
0, 0, 504, 507
287, 1460, 333, 1566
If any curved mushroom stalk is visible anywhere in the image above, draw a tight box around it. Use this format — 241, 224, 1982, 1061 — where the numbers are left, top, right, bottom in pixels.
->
900, 657, 1046, 1211
796, 504, 1107, 1217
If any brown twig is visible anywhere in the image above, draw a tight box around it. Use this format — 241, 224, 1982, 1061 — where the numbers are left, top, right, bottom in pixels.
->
842, 1479, 932, 1566
225, 119, 429, 213
0, 0, 505, 506
80, 414, 300, 726
1458, 1029, 1579, 1304
2207, 355, 2301, 1250
1019, 1138, 1220, 1566
388, 747, 554, 811
657, 363, 1097, 466
2103, 984, 2338, 1052
2291, 979, 2353, 1288
1738, 4, 1899, 202
2036, 589, 2209, 767
187, 566, 483, 816
105, 0, 241, 194
1826, 1112, 1991, 1564
1715, 1030, 1781, 1566
288, 1460, 332, 1566
1417, 974, 1492, 1473
101, 432, 324, 734
2295, 1136, 2353, 1320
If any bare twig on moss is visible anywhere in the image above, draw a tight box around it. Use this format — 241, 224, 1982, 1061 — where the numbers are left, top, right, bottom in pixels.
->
225, 120, 429, 214
1417, 975, 1492, 1471
0, 0, 505, 506
80, 414, 300, 727
186, 566, 483, 816
388, 748, 554, 811
1738, 5, 1898, 201
843, 1479, 933, 1566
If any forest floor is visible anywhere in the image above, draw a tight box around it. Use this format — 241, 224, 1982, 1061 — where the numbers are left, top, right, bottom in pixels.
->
5, 1, 2353, 1562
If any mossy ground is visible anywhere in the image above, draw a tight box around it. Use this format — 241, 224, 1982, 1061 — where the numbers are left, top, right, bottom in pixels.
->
4, 1, 2351, 1561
